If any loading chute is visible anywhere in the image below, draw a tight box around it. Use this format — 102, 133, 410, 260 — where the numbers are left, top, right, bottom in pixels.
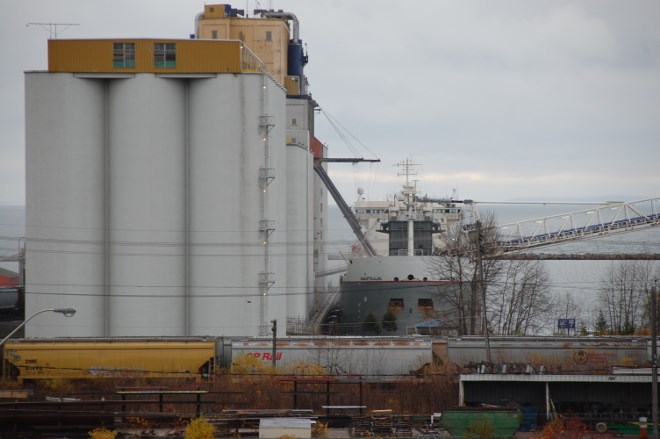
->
313, 158, 379, 257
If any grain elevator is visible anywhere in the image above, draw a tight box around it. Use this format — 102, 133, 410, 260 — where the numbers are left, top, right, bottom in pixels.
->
25, 5, 327, 337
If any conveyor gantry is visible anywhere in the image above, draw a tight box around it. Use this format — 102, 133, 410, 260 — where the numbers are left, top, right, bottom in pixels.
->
493, 197, 660, 252
313, 160, 378, 257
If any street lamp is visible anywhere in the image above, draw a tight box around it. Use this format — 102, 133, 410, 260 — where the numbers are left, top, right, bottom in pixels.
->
0, 308, 77, 348
653, 279, 658, 439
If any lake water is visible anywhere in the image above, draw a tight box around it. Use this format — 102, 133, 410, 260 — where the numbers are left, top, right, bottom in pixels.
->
0, 205, 24, 274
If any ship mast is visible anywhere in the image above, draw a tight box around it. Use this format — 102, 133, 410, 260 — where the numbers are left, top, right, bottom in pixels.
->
396, 159, 420, 257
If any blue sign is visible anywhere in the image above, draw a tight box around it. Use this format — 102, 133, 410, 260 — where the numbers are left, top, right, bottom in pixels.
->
558, 319, 576, 329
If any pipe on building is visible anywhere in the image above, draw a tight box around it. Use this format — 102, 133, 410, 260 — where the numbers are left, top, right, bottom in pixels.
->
193, 12, 203, 39
254, 10, 300, 42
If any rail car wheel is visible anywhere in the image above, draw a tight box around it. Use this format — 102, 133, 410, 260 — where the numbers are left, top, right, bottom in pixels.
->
595, 422, 608, 433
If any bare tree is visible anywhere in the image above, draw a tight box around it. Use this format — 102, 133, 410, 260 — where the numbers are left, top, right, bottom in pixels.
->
428, 212, 503, 335
625, 261, 660, 332
428, 225, 477, 335
597, 260, 658, 334
428, 210, 559, 336
488, 259, 553, 335
554, 292, 586, 335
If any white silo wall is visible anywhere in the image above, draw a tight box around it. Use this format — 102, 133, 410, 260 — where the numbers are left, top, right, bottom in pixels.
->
25, 72, 304, 338
25, 73, 106, 337
187, 74, 288, 336
313, 157, 330, 292
285, 135, 313, 323
107, 76, 186, 336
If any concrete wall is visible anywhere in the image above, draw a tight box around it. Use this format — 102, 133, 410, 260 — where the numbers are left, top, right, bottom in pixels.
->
25, 71, 306, 337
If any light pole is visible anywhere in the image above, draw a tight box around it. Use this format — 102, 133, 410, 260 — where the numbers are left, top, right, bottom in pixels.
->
0, 308, 76, 348
1, 307, 76, 380
653, 280, 658, 439
271, 319, 277, 369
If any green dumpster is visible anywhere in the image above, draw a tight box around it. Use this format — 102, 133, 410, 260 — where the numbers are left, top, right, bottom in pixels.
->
440, 407, 521, 438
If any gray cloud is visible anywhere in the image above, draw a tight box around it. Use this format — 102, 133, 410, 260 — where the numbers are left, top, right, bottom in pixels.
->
1, 0, 658, 205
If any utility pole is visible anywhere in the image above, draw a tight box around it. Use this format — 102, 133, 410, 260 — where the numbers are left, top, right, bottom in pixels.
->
653, 280, 658, 439
475, 221, 491, 363
271, 319, 277, 369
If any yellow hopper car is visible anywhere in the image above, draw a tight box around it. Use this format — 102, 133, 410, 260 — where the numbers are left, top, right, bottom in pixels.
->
3, 337, 217, 382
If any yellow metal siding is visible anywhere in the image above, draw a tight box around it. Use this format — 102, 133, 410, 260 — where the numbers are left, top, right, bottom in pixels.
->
49, 39, 244, 74
205, 4, 228, 19
197, 16, 289, 84
175, 40, 243, 73
49, 40, 116, 72
4, 339, 217, 381
284, 76, 301, 96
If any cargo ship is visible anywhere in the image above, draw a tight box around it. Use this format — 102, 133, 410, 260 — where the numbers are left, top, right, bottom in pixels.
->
332, 160, 467, 336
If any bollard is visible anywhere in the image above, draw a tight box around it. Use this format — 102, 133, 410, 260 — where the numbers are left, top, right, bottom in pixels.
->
640, 416, 648, 439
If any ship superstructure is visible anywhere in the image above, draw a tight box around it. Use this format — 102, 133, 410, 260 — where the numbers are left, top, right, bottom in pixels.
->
351, 159, 463, 258
335, 161, 465, 336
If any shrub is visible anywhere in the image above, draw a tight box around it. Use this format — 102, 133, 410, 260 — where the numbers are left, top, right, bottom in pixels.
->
185, 417, 217, 439
285, 361, 327, 377
230, 353, 272, 376
313, 421, 328, 439
88, 427, 117, 439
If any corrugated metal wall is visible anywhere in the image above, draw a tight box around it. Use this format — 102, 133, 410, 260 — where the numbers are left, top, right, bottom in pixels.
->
48, 39, 245, 73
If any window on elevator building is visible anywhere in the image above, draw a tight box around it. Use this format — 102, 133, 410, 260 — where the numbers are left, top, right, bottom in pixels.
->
154, 43, 176, 68
113, 42, 135, 68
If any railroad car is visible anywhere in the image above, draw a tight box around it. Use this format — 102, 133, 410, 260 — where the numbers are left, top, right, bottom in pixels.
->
444, 336, 650, 372
3, 337, 217, 382
0, 286, 23, 318
229, 336, 433, 376
2, 335, 653, 382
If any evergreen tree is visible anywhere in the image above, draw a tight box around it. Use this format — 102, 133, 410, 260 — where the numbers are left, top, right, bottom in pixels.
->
381, 311, 398, 333
579, 321, 588, 336
594, 310, 608, 335
362, 311, 381, 335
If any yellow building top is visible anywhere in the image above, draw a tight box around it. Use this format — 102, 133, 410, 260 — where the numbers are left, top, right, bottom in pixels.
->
48, 38, 263, 74
197, 5, 291, 84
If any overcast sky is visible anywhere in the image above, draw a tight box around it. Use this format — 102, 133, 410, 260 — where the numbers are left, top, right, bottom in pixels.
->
1, 0, 659, 207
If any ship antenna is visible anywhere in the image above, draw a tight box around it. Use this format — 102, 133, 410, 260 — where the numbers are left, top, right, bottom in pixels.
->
396, 158, 420, 187
395, 158, 421, 256
396, 158, 420, 204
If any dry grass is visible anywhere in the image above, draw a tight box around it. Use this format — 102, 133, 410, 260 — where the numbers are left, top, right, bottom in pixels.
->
21, 370, 459, 416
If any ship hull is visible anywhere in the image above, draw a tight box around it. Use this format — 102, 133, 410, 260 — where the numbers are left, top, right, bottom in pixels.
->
334, 256, 455, 336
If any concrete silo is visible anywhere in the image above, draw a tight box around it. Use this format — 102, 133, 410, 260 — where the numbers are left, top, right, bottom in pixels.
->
187, 73, 288, 336
284, 99, 316, 326
25, 73, 106, 337
106, 76, 187, 336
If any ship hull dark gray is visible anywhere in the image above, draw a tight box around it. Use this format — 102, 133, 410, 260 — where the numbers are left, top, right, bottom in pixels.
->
333, 279, 455, 336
